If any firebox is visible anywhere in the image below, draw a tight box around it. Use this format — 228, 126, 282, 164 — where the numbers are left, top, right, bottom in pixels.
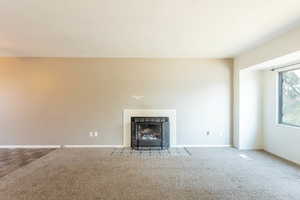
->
131, 117, 170, 150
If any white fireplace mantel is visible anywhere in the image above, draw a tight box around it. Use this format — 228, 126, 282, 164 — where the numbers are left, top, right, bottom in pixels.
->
123, 109, 176, 147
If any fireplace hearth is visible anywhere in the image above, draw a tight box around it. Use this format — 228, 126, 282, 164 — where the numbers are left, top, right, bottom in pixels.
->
131, 117, 170, 150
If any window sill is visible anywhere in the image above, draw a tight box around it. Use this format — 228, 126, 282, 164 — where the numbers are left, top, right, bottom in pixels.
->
276, 123, 300, 130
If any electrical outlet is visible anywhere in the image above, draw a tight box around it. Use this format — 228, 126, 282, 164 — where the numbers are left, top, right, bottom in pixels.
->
94, 131, 98, 137
89, 132, 94, 137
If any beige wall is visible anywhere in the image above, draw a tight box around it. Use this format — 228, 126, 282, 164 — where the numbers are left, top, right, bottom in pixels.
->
0, 58, 233, 146
263, 70, 300, 164
235, 26, 300, 70
238, 69, 264, 149
234, 25, 300, 161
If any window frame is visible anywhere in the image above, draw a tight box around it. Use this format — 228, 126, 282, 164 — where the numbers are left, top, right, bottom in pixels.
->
278, 68, 300, 128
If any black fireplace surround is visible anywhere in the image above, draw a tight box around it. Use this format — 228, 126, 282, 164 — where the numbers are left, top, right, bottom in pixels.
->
131, 117, 170, 150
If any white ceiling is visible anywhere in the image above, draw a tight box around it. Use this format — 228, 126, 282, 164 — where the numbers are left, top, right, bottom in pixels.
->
1, 0, 300, 58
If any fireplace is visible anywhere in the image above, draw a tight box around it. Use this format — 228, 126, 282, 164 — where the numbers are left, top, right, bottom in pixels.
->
131, 117, 170, 150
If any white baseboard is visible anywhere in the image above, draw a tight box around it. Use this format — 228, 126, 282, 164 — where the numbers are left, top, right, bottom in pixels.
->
0, 144, 231, 149
63, 145, 124, 148
263, 149, 300, 166
237, 147, 264, 150
174, 145, 232, 148
64, 145, 232, 148
0, 145, 61, 149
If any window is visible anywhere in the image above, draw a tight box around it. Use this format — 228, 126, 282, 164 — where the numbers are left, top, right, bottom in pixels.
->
279, 68, 300, 127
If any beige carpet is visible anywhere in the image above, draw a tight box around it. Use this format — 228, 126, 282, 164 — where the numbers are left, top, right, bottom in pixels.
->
0, 148, 299, 200
0, 148, 55, 178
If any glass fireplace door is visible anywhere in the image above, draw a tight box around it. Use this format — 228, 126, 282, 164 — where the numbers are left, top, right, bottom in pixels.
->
136, 122, 162, 149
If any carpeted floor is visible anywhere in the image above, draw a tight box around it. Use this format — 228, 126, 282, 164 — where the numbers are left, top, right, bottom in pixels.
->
0, 148, 299, 200
0, 148, 55, 178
